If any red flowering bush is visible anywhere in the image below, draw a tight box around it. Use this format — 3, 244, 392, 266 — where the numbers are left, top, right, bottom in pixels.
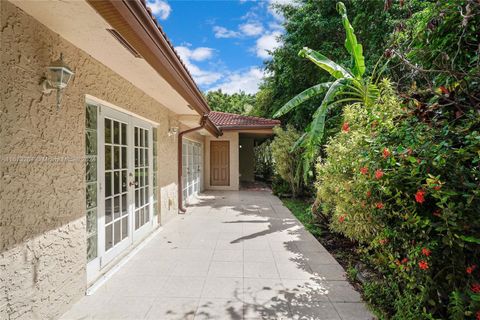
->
315, 80, 480, 318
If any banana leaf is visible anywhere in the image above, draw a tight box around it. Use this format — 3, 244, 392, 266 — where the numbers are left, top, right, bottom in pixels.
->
299, 47, 352, 80
273, 82, 333, 118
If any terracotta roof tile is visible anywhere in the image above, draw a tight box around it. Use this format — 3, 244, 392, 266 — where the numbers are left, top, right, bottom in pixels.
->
208, 111, 281, 129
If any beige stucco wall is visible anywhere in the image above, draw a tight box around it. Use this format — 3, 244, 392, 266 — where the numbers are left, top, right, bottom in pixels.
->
0, 2, 183, 319
205, 131, 239, 191
239, 137, 255, 182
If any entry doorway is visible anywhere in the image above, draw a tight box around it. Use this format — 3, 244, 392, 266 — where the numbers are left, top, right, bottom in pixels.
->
210, 141, 230, 186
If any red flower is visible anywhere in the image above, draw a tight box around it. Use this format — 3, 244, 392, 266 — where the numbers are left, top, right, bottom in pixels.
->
415, 189, 426, 204
476, 311, 480, 320
379, 239, 388, 245
360, 167, 369, 175
382, 148, 391, 159
376, 202, 384, 209
338, 215, 346, 223
433, 185, 442, 191
401, 258, 409, 264
421, 247, 431, 256
471, 283, 480, 293
342, 122, 350, 132
433, 209, 442, 217
419, 260, 429, 270
375, 170, 384, 179
467, 265, 477, 274
439, 86, 449, 95
366, 190, 372, 198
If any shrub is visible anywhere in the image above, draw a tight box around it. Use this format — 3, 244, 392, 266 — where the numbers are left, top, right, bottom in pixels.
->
316, 79, 480, 318
253, 140, 274, 181
271, 125, 304, 197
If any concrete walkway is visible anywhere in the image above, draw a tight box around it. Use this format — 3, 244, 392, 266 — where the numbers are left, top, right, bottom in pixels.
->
61, 191, 374, 320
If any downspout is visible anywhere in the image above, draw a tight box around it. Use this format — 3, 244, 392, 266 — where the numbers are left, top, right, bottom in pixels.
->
177, 115, 207, 213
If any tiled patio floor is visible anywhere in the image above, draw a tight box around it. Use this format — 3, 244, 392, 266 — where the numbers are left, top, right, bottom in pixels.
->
61, 190, 374, 320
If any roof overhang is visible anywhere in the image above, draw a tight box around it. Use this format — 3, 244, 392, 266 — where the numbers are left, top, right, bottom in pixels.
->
86, 0, 210, 115
86, 0, 221, 137
10, 0, 221, 137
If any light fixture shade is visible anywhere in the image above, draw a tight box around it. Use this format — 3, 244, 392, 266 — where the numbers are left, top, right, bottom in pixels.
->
47, 54, 74, 89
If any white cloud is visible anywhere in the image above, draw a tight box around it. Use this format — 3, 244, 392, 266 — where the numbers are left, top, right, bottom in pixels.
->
213, 26, 240, 39
175, 46, 222, 86
239, 22, 264, 37
207, 67, 264, 94
255, 31, 282, 59
146, 0, 171, 20
267, 0, 298, 21
175, 46, 214, 62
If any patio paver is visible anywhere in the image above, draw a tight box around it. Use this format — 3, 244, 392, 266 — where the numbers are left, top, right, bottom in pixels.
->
61, 190, 374, 320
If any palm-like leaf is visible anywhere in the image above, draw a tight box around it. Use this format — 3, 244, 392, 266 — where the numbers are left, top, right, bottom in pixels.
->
273, 82, 333, 118
307, 79, 347, 146
299, 48, 352, 79
336, 2, 365, 78
272, 1, 378, 181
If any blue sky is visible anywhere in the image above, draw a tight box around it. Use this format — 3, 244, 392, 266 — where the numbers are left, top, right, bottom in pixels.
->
146, 0, 291, 94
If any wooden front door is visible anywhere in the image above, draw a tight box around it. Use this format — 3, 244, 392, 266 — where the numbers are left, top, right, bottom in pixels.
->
210, 141, 230, 186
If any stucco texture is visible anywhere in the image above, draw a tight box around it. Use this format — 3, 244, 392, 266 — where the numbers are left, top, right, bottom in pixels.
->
1, 2, 181, 318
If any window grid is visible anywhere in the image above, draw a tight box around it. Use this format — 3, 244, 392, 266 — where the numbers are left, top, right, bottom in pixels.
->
104, 118, 129, 251
134, 127, 150, 230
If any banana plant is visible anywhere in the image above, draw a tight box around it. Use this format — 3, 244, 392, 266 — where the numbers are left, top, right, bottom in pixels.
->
273, 2, 380, 179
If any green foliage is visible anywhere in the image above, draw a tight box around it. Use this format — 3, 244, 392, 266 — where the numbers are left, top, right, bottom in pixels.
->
449, 291, 466, 320
271, 125, 304, 197
316, 79, 400, 241
271, 175, 292, 197
281, 198, 321, 238
204, 90, 255, 115
251, 0, 410, 129
273, 2, 381, 179
253, 141, 273, 181
390, 0, 480, 94
316, 80, 480, 318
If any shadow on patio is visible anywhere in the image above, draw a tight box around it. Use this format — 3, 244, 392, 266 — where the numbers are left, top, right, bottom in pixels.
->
61, 190, 373, 320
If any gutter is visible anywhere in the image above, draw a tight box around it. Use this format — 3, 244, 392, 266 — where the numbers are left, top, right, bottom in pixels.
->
177, 115, 222, 213
86, 0, 222, 137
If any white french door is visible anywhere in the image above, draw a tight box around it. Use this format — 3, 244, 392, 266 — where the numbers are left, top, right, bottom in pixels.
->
98, 107, 154, 268
182, 140, 202, 204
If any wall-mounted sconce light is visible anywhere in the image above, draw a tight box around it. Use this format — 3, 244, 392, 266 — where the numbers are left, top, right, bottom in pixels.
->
41, 53, 74, 110
168, 126, 179, 137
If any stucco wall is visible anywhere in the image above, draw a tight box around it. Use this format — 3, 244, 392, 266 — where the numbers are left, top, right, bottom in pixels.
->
239, 137, 255, 182
205, 131, 239, 191
1, 2, 181, 319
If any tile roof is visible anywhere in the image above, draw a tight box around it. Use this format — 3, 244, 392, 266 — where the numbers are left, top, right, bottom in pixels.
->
208, 111, 281, 130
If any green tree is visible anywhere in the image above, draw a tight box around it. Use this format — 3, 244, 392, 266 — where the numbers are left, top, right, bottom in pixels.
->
204, 90, 255, 115
251, 0, 412, 129
271, 125, 304, 198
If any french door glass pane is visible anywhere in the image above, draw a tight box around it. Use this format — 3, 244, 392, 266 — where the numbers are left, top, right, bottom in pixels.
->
104, 117, 129, 252
134, 126, 150, 230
